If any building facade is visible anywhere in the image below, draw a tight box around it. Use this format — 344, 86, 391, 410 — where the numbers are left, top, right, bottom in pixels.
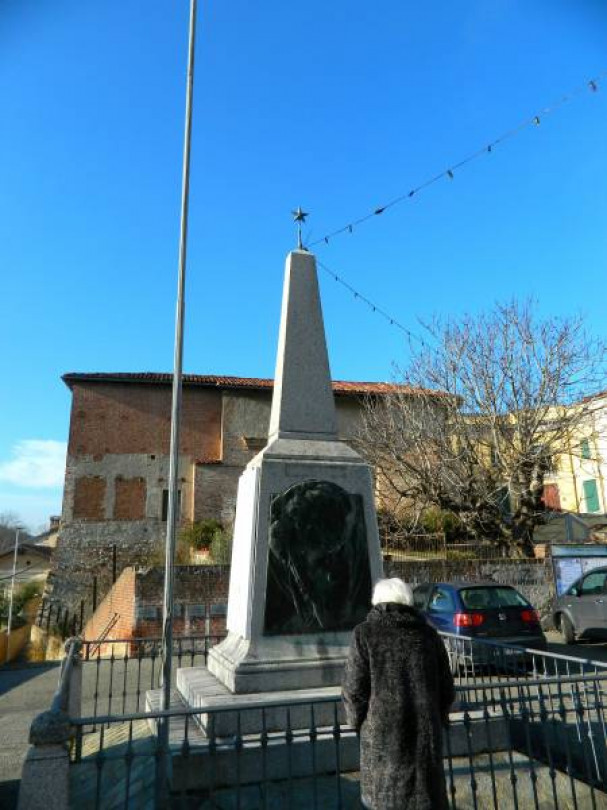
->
49, 372, 398, 609
542, 393, 607, 515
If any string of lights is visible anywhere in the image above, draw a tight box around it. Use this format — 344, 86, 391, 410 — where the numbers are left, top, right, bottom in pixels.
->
306, 70, 606, 250
317, 257, 430, 348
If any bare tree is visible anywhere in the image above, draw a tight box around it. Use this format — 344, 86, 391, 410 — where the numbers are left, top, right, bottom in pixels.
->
0, 512, 31, 554
358, 301, 607, 557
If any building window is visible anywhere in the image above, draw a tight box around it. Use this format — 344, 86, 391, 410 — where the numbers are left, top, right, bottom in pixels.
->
161, 489, 181, 521
73, 476, 106, 520
185, 604, 206, 619
496, 486, 511, 517
580, 439, 592, 460
582, 479, 600, 513
114, 477, 146, 520
542, 484, 561, 511
137, 605, 159, 621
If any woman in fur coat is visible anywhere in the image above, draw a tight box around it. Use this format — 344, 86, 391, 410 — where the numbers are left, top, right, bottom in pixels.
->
342, 578, 455, 810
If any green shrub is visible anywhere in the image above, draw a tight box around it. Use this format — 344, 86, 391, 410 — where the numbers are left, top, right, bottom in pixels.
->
0, 581, 42, 629
148, 535, 190, 567
420, 507, 462, 540
180, 519, 224, 551
210, 530, 232, 564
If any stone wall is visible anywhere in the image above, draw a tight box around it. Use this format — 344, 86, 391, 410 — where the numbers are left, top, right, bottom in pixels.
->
61, 453, 196, 524
50, 379, 376, 614
193, 463, 241, 524
83, 565, 230, 646
47, 520, 165, 612
385, 558, 554, 611
135, 565, 229, 636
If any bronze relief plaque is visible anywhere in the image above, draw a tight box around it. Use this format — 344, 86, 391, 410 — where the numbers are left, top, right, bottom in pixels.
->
264, 480, 372, 635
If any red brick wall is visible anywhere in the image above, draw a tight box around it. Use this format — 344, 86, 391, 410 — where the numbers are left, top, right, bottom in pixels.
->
73, 476, 106, 520
68, 382, 222, 459
113, 477, 146, 519
83, 567, 136, 644
83, 566, 229, 647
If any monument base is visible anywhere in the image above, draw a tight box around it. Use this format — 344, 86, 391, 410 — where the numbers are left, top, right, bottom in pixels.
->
206, 631, 351, 693
146, 677, 359, 791
176, 665, 344, 736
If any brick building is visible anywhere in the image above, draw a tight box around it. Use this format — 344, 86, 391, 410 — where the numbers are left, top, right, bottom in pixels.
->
83, 565, 230, 653
49, 372, 398, 610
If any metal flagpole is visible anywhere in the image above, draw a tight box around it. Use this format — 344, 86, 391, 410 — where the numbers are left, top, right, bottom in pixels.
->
158, 0, 198, 783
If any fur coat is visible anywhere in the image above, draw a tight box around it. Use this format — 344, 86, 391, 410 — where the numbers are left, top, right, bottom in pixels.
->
342, 603, 455, 810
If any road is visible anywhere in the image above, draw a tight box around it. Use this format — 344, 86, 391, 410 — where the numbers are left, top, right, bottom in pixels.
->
0, 662, 62, 809
546, 630, 607, 664
0, 657, 163, 809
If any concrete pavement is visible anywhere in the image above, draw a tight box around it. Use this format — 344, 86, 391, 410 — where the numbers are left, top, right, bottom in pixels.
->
0, 657, 160, 809
0, 662, 61, 809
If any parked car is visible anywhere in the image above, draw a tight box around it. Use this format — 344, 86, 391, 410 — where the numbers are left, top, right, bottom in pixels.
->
552, 566, 607, 644
412, 581, 547, 667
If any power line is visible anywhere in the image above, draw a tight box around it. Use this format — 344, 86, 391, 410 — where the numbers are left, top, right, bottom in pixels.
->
317, 257, 430, 348
306, 71, 606, 250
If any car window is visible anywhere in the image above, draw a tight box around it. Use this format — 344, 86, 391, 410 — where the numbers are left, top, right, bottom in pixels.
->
460, 587, 530, 609
579, 571, 607, 596
412, 585, 430, 609
428, 586, 455, 613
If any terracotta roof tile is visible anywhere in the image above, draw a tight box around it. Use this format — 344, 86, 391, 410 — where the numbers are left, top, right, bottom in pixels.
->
62, 372, 432, 397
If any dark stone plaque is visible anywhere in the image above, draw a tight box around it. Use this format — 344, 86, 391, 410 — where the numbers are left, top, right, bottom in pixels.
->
264, 480, 372, 635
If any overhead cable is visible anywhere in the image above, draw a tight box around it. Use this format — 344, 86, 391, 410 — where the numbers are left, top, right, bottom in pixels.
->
306, 71, 606, 250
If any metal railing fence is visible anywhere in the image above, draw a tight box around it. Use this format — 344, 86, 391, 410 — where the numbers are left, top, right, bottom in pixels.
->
78, 631, 607, 723
441, 631, 607, 686
79, 634, 225, 719
74, 629, 607, 734
69, 672, 607, 810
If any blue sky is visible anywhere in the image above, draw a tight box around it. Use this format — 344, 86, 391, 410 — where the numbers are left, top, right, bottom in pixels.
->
1, 0, 606, 530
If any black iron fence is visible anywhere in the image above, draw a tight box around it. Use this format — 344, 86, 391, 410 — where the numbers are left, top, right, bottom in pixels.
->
35, 597, 85, 638
69, 670, 607, 809
19, 631, 607, 808
36, 546, 121, 635
80, 634, 226, 719
77, 631, 607, 724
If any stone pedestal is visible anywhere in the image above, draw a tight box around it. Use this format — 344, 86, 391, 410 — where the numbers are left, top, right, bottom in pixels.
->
176, 666, 343, 736
203, 250, 382, 694
175, 250, 382, 781
207, 437, 381, 692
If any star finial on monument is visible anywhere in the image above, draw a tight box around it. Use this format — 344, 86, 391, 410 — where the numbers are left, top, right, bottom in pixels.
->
291, 207, 308, 250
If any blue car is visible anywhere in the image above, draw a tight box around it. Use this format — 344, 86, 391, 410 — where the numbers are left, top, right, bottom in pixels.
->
412, 581, 547, 652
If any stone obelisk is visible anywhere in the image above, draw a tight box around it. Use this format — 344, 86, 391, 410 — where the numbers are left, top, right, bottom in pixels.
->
205, 249, 383, 693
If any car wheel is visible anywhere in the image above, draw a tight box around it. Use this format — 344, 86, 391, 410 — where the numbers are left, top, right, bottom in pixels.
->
560, 614, 576, 645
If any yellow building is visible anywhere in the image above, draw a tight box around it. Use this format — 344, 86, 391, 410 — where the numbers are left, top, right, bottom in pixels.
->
542, 392, 607, 515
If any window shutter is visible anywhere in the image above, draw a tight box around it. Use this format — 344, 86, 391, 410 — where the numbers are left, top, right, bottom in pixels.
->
583, 479, 600, 513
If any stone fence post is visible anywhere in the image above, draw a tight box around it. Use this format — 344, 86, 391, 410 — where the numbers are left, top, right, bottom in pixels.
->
18, 638, 83, 810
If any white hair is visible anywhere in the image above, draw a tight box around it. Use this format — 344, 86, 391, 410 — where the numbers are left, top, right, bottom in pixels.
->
372, 578, 414, 607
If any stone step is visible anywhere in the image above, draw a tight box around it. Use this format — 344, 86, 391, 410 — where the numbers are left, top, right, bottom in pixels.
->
175, 665, 343, 736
